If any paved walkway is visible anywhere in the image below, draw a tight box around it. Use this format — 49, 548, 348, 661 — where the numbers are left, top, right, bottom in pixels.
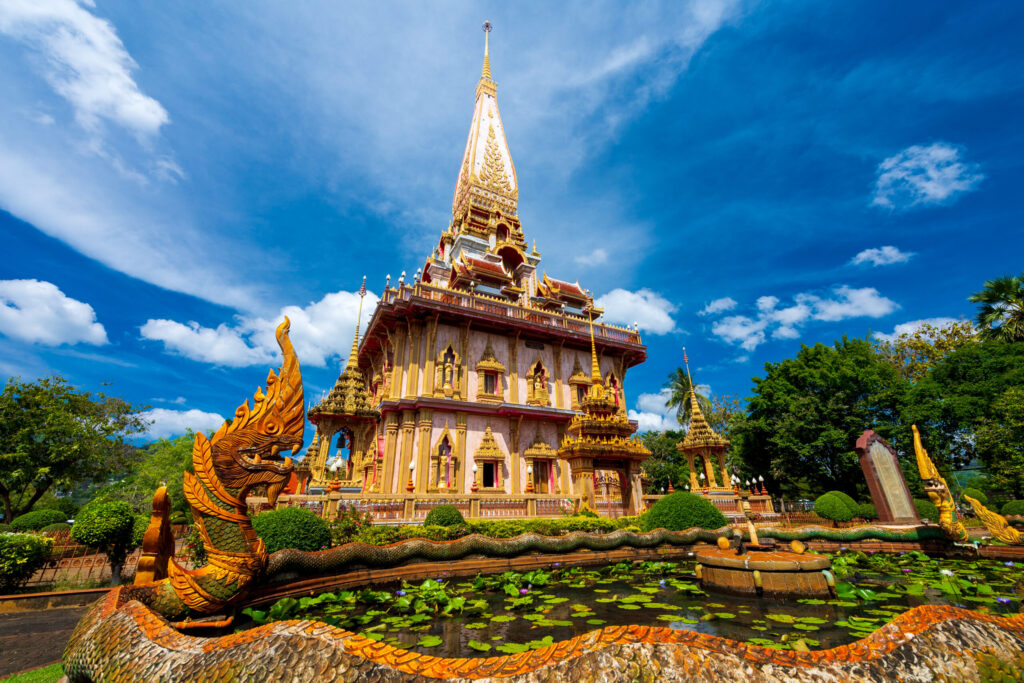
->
0, 606, 88, 677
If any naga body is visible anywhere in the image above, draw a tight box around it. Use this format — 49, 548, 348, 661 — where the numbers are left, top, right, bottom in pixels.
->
912, 425, 969, 543
129, 319, 304, 622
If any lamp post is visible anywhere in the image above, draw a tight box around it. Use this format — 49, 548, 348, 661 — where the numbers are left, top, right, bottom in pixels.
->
758, 475, 766, 495
471, 462, 478, 493
406, 459, 415, 493
525, 464, 534, 493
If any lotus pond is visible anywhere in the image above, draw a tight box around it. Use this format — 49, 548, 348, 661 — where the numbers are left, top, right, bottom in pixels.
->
240, 551, 1024, 657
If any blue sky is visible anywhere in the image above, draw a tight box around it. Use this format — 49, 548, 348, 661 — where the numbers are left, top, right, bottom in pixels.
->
1, 0, 1022, 439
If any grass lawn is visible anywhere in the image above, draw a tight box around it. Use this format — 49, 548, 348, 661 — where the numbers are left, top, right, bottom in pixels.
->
0, 663, 62, 682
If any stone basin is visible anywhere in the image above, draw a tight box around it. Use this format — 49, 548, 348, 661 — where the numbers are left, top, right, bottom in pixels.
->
696, 546, 834, 598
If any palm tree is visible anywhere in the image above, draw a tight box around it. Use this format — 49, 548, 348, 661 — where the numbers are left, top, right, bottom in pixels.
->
969, 273, 1024, 342
663, 368, 712, 426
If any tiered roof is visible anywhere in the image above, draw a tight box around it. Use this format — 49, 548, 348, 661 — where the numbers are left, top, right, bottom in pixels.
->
679, 391, 729, 452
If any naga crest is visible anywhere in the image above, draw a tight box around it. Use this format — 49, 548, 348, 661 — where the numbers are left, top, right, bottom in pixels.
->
189, 318, 304, 509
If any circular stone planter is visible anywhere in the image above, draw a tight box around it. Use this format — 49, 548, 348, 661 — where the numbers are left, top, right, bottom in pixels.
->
696, 546, 833, 598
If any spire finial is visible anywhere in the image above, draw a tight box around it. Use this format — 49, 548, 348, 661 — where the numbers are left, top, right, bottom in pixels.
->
588, 308, 601, 382
683, 347, 693, 386
347, 276, 367, 370
481, 21, 493, 80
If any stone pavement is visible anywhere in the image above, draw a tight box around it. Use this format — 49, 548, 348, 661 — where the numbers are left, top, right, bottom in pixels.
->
0, 606, 88, 677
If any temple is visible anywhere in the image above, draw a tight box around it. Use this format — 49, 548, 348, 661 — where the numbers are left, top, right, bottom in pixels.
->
303, 23, 650, 515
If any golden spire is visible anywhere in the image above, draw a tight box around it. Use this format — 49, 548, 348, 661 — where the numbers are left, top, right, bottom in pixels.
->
588, 308, 601, 382
680, 350, 729, 451
346, 276, 367, 370
481, 21, 492, 81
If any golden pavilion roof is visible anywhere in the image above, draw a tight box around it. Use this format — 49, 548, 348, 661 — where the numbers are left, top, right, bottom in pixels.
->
310, 285, 379, 422
679, 391, 729, 451
474, 426, 505, 460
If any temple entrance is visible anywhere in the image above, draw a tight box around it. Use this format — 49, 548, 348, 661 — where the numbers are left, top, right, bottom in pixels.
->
533, 460, 550, 493
482, 461, 497, 488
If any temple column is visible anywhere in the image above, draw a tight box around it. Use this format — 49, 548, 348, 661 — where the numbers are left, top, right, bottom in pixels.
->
416, 410, 432, 493
510, 416, 521, 493
390, 327, 406, 400
508, 333, 519, 404
405, 322, 422, 398
552, 342, 563, 409
571, 459, 595, 510
703, 451, 718, 488
718, 452, 730, 488
399, 410, 416, 491
423, 315, 438, 396
686, 453, 698, 490
456, 412, 468, 493
381, 412, 399, 493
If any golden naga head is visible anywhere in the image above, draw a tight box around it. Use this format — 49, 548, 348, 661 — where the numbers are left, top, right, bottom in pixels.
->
207, 318, 304, 505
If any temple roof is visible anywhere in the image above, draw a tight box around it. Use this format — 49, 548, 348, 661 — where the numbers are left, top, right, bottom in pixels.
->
680, 391, 729, 451
452, 25, 518, 219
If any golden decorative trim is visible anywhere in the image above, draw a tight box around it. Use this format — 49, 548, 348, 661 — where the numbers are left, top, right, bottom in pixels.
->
473, 426, 505, 461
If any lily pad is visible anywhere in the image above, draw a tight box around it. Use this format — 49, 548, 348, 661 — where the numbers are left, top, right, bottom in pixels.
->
490, 615, 516, 623
416, 635, 443, 648
585, 619, 607, 626
496, 642, 530, 654
464, 622, 488, 629
468, 640, 492, 652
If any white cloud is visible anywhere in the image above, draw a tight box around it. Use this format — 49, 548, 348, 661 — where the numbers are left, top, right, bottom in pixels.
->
872, 142, 983, 209
851, 245, 914, 267
628, 388, 678, 432
707, 286, 898, 350
141, 289, 372, 368
0, 0, 169, 137
699, 297, 737, 316
141, 408, 225, 440
0, 279, 107, 346
574, 248, 608, 266
874, 317, 958, 343
596, 288, 676, 334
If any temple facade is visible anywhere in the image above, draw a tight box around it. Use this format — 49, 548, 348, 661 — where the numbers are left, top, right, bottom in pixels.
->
305, 26, 649, 514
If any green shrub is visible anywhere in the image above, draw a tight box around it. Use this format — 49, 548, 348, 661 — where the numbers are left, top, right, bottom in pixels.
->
422, 505, 466, 527
1001, 500, 1024, 517
33, 493, 78, 519
962, 487, 988, 505
252, 506, 331, 553
0, 532, 53, 592
132, 515, 150, 547
854, 503, 878, 520
329, 505, 375, 545
814, 493, 854, 523
183, 526, 207, 566
831, 491, 859, 515
71, 501, 139, 585
40, 522, 72, 532
914, 498, 939, 522
0, 524, 12, 533
10, 509, 68, 532
576, 507, 599, 518
640, 492, 728, 532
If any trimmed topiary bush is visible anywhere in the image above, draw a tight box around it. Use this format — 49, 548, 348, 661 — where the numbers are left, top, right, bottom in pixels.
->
855, 503, 878, 520
914, 498, 939, 523
71, 501, 139, 585
40, 522, 72, 532
831, 491, 859, 516
252, 506, 331, 554
0, 532, 53, 592
1001, 500, 1024, 517
423, 505, 466, 527
640, 492, 728, 532
962, 487, 988, 505
814, 493, 854, 523
10, 509, 68, 532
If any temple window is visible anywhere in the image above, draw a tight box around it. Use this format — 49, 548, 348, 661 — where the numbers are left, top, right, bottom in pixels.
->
475, 342, 505, 403
436, 436, 452, 488
482, 461, 496, 488
526, 360, 550, 407
484, 373, 497, 395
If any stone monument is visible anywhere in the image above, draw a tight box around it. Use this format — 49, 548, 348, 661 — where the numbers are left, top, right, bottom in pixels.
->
855, 430, 919, 524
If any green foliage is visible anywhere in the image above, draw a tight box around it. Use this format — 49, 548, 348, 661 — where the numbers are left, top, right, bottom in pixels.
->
914, 498, 939, 522
31, 491, 79, 519
0, 532, 52, 591
731, 337, 911, 498
252, 506, 331, 553
855, 503, 878, 520
183, 526, 207, 566
132, 514, 150, 547
814, 493, 854, 523
40, 522, 72, 532
831, 491, 859, 515
87, 432, 195, 517
71, 501, 139, 585
975, 386, 1024, 499
422, 504, 466, 527
1, 662, 63, 682
875, 320, 977, 382
340, 516, 629, 546
638, 429, 685, 493
663, 368, 712, 426
1001, 500, 1024, 517
962, 487, 988, 505
329, 505, 375, 545
0, 523, 10, 533
10, 508, 67, 531
969, 272, 1024, 342
0, 376, 147, 523
641, 492, 728, 532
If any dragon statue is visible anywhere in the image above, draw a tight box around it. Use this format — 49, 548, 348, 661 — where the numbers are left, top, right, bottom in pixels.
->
912, 424, 969, 543
130, 319, 303, 624
963, 495, 1023, 545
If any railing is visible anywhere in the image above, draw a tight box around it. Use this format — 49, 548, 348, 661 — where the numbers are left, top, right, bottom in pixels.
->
380, 284, 643, 346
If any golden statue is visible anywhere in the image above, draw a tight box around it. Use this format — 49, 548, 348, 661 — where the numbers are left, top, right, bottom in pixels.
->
912, 425, 968, 543
963, 494, 1022, 545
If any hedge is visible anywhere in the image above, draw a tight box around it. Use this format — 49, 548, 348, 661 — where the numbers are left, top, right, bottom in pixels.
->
0, 533, 53, 592
641, 492, 728, 532
855, 503, 878, 520
914, 498, 939, 522
253, 507, 331, 553
422, 505, 466, 527
962, 487, 988, 505
831, 491, 859, 516
340, 516, 634, 547
814, 493, 854, 523
40, 522, 72, 532
1002, 500, 1024, 517
10, 509, 68, 532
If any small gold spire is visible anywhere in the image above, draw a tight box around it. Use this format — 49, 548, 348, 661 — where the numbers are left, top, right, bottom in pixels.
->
347, 276, 367, 370
481, 21, 492, 81
588, 309, 601, 382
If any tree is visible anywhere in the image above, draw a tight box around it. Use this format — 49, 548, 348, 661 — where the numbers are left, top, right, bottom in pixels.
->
71, 501, 139, 585
730, 337, 912, 498
0, 377, 148, 523
663, 368, 712, 426
640, 429, 686, 493
969, 272, 1024, 342
974, 387, 1024, 499
875, 320, 978, 382
89, 432, 195, 519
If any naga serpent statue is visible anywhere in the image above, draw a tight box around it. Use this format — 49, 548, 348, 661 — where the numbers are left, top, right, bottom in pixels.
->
963, 495, 1023, 545
128, 318, 303, 624
912, 424, 969, 543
